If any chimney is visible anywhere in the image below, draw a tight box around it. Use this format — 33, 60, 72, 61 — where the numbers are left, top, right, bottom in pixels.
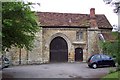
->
90, 8, 97, 28
90, 8, 95, 18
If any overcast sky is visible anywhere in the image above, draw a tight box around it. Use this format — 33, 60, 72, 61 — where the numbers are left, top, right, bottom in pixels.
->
24, 0, 118, 25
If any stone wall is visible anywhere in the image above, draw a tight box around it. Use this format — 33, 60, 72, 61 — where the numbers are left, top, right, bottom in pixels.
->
6, 27, 110, 65
87, 28, 100, 58
7, 29, 43, 65
42, 28, 88, 62
28, 29, 43, 64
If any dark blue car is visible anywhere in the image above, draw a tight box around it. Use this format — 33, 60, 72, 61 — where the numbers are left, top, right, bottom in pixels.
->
87, 54, 116, 69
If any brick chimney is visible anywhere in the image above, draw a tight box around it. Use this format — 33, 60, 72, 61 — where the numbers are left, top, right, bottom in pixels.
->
90, 8, 97, 28
90, 8, 95, 18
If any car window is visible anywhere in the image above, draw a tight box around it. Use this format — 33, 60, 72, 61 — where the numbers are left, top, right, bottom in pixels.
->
92, 55, 101, 60
101, 55, 110, 59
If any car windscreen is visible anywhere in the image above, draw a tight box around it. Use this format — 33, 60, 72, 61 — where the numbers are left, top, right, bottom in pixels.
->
88, 55, 94, 62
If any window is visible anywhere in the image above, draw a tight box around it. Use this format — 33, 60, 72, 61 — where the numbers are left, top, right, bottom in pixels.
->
92, 55, 101, 60
76, 31, 83, 41
101, 55, 110, 59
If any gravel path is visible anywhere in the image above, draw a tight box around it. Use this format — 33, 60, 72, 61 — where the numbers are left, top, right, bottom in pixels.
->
1, 62, 116, 79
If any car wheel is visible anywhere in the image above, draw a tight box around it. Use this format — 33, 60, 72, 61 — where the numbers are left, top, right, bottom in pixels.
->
92, 63, 97, 69
4, 66, 9, 68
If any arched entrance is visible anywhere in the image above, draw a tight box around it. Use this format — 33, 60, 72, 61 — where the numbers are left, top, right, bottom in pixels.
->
75, 48, 83, 61
50, 36, 68, 62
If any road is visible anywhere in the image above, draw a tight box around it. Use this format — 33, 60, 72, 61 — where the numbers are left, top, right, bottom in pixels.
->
1, 62, 116, 79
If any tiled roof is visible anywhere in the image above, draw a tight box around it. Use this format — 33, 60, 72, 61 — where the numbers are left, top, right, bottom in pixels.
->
96, 15, 112, 29
102, 33, 117, 42
37, 12, 112, 29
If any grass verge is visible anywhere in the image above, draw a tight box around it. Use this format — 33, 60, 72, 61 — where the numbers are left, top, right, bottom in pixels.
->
101, 71, 120, 80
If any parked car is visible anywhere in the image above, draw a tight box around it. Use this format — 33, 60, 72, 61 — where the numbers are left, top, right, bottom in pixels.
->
0, 57, 10, 69
87, 54, 116, 69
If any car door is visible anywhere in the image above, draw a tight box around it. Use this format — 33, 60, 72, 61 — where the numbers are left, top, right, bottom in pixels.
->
96, 55, 102, 66
105, 56, 114, 66
101, 55, 111, 66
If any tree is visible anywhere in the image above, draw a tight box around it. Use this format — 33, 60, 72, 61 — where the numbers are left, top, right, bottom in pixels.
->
100, 32, 120, 70
103, 0, 120, 13
2, 1, 40, 51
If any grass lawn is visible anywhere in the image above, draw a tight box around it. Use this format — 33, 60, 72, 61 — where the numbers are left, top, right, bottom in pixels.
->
101, 71, 120, 80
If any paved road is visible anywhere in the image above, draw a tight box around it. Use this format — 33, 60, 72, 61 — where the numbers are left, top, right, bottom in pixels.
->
1, 62, 116, 79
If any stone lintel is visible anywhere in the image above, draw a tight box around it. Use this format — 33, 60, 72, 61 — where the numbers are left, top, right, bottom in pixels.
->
72, 41, 86, 45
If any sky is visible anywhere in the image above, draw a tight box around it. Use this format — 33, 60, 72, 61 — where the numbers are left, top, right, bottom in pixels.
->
24, 0, 118, 26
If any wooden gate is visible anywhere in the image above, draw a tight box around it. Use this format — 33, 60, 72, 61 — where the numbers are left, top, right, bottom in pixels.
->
50, 37, 68, 62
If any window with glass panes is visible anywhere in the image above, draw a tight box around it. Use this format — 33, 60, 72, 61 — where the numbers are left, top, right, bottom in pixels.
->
76, 31, 83, 41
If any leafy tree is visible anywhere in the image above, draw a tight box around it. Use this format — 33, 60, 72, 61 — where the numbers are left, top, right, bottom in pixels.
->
103, 0, 120, 13
100, 32, 120, 70
103, 0, 120, 70
2, 1, 40, 51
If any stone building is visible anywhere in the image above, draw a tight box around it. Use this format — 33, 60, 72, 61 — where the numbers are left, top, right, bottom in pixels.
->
7, 8, 113, 65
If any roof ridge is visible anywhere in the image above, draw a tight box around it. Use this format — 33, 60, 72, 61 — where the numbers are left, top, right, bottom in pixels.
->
37, 11, 105, 16
37, 12, 89, 15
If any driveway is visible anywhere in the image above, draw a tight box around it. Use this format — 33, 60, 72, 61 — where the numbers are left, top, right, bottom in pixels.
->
1, 62, 116, 79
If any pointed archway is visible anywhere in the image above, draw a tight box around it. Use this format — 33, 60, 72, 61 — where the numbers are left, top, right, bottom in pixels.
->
50, 36, 68, 62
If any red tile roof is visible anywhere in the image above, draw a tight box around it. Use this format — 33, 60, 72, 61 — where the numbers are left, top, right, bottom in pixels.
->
37, 12, 112, 29
102, 33, 117, 42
